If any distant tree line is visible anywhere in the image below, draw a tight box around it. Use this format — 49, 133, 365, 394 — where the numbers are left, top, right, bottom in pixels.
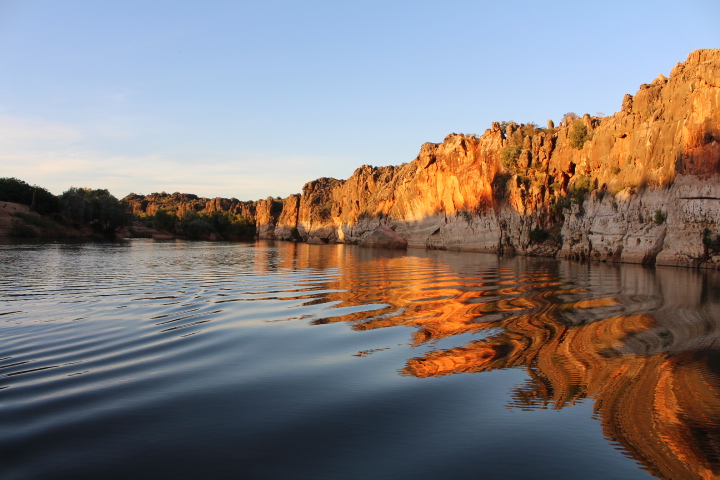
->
0, 177, 132, 235
1, 177, 258, 239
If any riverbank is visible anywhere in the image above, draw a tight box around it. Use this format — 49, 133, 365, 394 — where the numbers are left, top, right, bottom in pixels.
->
0, 201, 253, 242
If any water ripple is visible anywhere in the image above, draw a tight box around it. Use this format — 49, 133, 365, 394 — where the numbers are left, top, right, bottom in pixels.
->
3, 240, 720, 479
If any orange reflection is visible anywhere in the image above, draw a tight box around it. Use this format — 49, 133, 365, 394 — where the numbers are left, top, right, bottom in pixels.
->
284, 243, 720, 480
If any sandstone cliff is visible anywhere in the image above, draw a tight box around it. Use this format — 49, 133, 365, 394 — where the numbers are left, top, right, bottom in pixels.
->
253, 49, 720, 268
123, 191, 256, 219
122, 50, 720, 268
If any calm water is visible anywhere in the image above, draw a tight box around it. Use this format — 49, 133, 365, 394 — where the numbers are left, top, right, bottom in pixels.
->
2, 240, 720, 480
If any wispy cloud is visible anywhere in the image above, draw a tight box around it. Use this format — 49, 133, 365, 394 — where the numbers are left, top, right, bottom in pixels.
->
0, 113, 339, 200
0, 114, 84, 148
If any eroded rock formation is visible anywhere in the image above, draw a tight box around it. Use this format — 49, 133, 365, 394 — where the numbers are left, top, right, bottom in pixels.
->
123, 50, 720, 267
257, 49, 720, 266
123, 192, 256, 220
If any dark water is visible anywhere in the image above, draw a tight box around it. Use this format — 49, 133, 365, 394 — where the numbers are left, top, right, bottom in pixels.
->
2, 240, 720, 480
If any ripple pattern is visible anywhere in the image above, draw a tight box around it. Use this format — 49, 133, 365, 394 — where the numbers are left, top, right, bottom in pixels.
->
2, 240, 720, 479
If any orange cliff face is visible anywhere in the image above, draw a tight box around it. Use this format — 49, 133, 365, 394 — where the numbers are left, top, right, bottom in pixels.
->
120, 50, 720, 268
254, 49, 720, 268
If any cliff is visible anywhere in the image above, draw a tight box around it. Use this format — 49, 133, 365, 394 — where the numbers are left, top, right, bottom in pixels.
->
255, 49, 720, 268
122, 50, 720, 268
123, 191, 256, 219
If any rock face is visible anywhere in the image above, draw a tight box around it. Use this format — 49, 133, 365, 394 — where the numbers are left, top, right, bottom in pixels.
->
123, 192, 256, 220
121, 50, 720, 267
255, 49, 720, 267
274, 194, 301, 241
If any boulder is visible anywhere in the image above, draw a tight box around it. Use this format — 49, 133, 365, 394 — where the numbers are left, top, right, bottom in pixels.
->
359, 226, 408, 249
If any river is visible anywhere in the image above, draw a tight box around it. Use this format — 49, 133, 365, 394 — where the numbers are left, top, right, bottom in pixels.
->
2, 239, 719, 479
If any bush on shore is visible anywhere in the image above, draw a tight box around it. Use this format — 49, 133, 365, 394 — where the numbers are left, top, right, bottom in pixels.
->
0, 177, 59, 215
60, 187, 131, 233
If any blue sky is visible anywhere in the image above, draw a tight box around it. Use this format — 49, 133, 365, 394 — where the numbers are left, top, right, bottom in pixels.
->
1, 0, 718, 200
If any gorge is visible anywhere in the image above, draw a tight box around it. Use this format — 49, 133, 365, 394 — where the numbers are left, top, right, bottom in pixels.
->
122, 49, 720, 268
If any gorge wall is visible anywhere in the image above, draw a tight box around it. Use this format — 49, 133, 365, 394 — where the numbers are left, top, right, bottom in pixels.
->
126, 49, 720, 269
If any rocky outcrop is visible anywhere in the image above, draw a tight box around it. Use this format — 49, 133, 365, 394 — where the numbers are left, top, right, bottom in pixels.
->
274, 194, 301, 241
255, 49, 720, 266
358, 226, 408, 249
123, 192, 256, 220
558, 175, 720, 267
119, 50, 720, 266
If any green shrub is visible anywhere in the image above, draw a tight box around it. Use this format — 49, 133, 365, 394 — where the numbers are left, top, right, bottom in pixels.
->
175, 211, 255, 238
179, 213, 213, 238
569, 175, 594, 205
529, 226, 550, 244
500, 145, 522, 170
569, 120, 592, 149
653, 210, 667, 225
703, 228, 720, 254
60, 187, 130, 233
551, 196, 571, 215
154, 209, 177, 231
521, 122, 539, 137
224, 214, 255, 237
9, 219, 37, 237
60, 187, 92, 223
92, 192, 130, 232
13, 211, 58, 230
152, 208, 177, 232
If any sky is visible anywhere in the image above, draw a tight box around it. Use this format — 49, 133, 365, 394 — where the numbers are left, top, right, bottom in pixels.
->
0, 1, 718, 201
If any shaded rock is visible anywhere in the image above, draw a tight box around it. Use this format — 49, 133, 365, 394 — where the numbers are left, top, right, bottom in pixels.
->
306, 237, 328, 245
359, 226, 408, 249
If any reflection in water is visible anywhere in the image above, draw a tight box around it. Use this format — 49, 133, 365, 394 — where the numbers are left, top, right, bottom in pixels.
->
3, 240, 720, 479
275, 244, 720, 480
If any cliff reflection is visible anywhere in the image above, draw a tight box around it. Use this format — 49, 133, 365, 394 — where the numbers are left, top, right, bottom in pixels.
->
268, 242, 720, 480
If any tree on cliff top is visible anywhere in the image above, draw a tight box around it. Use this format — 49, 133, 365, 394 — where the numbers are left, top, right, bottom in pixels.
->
569, 120, 591, 149
500, 145, 522, 171
563, 112, 578, 124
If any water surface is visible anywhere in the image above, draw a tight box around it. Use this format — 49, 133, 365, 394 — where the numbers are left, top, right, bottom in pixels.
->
2, 240, 720, 479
